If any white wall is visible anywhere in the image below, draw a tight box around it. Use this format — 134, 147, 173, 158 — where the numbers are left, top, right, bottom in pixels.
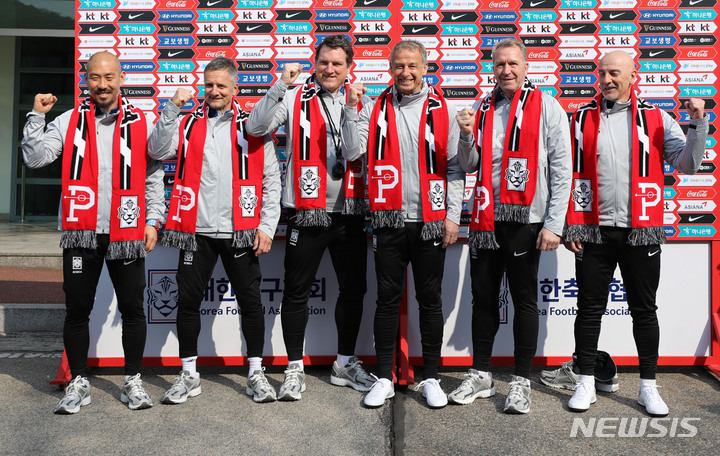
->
0, 36, 15, 220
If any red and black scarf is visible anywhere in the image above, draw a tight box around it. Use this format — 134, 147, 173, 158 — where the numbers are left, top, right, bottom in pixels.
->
291, 76, 366, 226
468, 80, 543, 249
163, 100, 265, 251
368, 84, 449, 240
565, 90, 666, 245
61, 95, 148, 259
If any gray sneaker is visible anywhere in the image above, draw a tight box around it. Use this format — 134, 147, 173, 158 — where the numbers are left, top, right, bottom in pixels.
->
54, 376, 91, 414
330, 356, 375, 392
540, 355, 619, 393
448, 369, 496, 405
504, 375, 531, 414
246, 368, 277, 403
161, 370, 201, 404
278, 363, 306, 401
120, 373, 153, 410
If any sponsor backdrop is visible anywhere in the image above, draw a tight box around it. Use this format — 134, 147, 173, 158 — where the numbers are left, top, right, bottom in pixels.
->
76, 0, 719, 368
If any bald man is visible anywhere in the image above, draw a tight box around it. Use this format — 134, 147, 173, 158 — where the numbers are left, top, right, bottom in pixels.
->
564, 50, 707, 416
22, 51, 165, 414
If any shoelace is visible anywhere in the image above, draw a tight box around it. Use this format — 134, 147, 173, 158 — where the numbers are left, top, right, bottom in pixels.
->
125, 374, 146, 395
642, 385, 663, 400
414, 379, 441, 393
507, 382, 526, 401
66, 377, 84, 395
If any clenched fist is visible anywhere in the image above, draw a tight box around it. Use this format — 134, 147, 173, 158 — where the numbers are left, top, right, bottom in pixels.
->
456, 107, 476, 136
685, 97, 705, 120
170, 88, 193, 109
346, 83, 367, 108
33, 93, 58, 114
280, 62, 303, 85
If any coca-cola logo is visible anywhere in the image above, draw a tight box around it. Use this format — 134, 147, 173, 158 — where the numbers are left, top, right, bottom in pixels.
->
204, 51, 227, 58
528, 51, 549, 59
362, 49, 385, 57
645, 0, 670, 5
687, 50, 709, 58
686, 190, 708, 197
243, 101, 257, 109
164, 0, 187, 6
488, 1, 510, 7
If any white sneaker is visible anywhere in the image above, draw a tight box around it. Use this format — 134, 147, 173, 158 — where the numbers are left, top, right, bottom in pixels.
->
568, 381, 596, 412
364, 377, 394, 407
415, 378, 448, 408
638, 385, 669, 417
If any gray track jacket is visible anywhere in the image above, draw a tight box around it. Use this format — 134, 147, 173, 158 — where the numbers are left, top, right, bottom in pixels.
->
147, 102, 281, 239
457, 88, 572, 236
341, 82, 464, 225
594, 99, 708, 227
22, 108, 166, 231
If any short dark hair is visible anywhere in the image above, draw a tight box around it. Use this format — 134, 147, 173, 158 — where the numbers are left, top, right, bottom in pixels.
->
204, 56, 238, 81
315, 34, 353, 66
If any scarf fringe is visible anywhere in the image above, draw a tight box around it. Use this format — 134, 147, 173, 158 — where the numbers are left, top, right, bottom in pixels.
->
468, 230, 500, 250
496, 203, 531, 224
161, 229, 197, 251
628, 226, 667, 246
232, 229, 256, 249
343, 197, 368, 216
371, 210, 405, 230
294, 208, 331, 227
420, 220, 443, 241
563, 224, 602, 244
106, 240, 147, 260
60, 230, 97, 250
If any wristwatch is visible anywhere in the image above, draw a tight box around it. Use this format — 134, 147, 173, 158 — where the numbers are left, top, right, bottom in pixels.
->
146, 219, 161, 231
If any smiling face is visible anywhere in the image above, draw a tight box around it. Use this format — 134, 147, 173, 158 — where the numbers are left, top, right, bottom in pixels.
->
598, 51, 636, 103
203, 68, 237, 114
391, 47, 428, 95
314, 46, 350, 94
85, 52, 125, 110
493, 45, 528, 99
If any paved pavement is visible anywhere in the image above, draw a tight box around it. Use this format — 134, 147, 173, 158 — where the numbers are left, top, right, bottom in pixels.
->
1, 333, 719, 455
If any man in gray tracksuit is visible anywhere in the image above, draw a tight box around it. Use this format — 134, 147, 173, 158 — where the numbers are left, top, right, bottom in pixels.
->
565, 50, 707, 416
342, 40, 464, 409
245, 34, 375, 400
23, 51, 165, 414
451, 38, 572, 414
148, 57, 282, 404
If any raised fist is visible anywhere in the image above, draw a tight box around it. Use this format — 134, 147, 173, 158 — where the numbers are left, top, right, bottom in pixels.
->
33, 93, 57, 114
280, 62, 303, 85
685, 97, 705, 120
346, 83, 367, 108
456, 107, 476, 136
170, 88, 194, 109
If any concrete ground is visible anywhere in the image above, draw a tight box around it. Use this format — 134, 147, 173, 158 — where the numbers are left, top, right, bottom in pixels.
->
1, 333, 718, 456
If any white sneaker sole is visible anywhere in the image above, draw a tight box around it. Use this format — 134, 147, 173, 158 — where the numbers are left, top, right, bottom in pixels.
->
54, 395, 91, 414
120, 393, 153, 410
278, 384, 306, 401
364, 390, 395, 408
161, 386, 201, 405
448, 386, 496, 405
246, 386, 277, 403
568, 395, 597, 412
330, 375, 373, 392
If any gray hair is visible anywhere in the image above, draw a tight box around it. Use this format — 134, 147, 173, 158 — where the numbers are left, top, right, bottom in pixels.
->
204, 56, 238, 81
390, 40, 427, 66
491, 38, 527, 62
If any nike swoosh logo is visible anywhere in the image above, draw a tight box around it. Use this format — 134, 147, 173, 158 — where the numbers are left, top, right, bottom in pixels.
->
168, 51, 183, 57
609, 13, 624, 19
513, 251, 527, 257
688, 215, 703, 222
412, 27, 427, 33
689, 0, 703, 4
451, 14, 465, 20
433, 240, 443, 247
124, 259, 137, 265
128, 13, 143, 20
89, 26, 104, 32
530, 0, 545, 6
364, 0, 377, 4
246, 25, 262, 31
234, 251, 248, 258
285, 12, 301, 18
648, 250, 660, 257
207, 0, 223, 5
649, 51, 663, 57
569, 25, 584, 32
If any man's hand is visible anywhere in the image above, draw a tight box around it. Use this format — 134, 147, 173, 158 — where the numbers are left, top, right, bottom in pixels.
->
280, 63, 303, 85
347, 83, 367, 108
33, 93, 57, 114
442, 219, 459, 248
170, 88, 193, 109
144, 225, 158, 253
456, 107, 476, 136
536, 227, 560, 251
253, 230, 272, 256
685, 98, 705, 120
564, 239, 583, 253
